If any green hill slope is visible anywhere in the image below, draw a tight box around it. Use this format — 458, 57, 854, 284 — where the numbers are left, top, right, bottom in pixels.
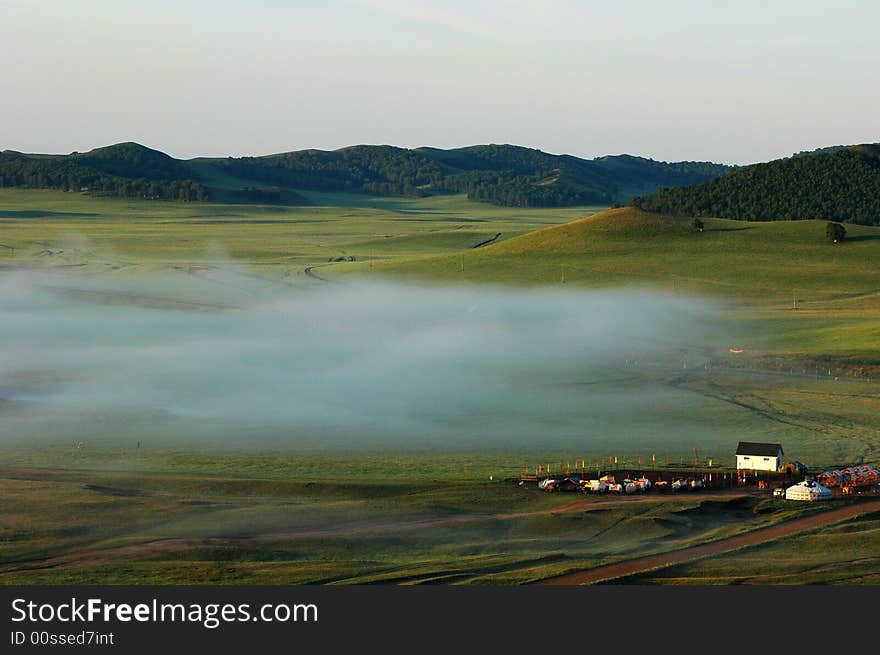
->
350, 207, 880, 299
347, 207, 880, 361
633, 144, 880, 225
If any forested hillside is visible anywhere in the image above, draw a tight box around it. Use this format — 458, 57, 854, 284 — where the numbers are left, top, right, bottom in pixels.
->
0, 141, 729, 206
0, 143, 208, 201
632, 144, 880, 225
212, 143, 730, 207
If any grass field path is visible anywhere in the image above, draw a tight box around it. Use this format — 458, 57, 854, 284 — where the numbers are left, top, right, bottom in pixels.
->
537, 499, 880, 585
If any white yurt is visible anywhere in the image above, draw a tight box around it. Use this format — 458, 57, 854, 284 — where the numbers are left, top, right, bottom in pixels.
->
785, 479, 833, 501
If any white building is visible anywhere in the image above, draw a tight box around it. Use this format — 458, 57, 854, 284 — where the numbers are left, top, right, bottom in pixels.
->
736, 441, 783, 472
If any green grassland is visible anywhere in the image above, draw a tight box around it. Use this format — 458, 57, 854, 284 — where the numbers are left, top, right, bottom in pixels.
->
1, 189, 879, 584
0, 188, 601, 277
0, 447, 855, 585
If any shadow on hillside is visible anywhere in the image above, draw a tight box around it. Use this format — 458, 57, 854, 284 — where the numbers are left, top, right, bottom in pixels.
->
844, 234, 880, 243
0, 210, 101, 219
708, 226, 755, 232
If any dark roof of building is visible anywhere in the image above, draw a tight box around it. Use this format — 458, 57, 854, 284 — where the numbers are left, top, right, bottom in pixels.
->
736, 441, 783, 456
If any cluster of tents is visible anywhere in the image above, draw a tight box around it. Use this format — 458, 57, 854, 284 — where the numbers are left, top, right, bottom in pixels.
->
817, 465, 880, 489
537, 474, 700, 494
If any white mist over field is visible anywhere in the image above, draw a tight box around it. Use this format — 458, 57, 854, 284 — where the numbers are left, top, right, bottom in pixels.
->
0, 273, 727, 450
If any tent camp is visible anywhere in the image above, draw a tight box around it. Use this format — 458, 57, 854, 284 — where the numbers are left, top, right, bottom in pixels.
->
785, 479, 832, 501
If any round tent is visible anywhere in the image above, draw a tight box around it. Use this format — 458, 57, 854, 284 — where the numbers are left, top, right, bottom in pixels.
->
785, 479, 832, 501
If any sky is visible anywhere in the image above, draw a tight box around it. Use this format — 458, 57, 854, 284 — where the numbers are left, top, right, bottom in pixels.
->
0, 0, 877, 164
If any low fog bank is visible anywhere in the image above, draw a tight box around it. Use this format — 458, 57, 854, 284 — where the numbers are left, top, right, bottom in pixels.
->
0, 272, 729, 450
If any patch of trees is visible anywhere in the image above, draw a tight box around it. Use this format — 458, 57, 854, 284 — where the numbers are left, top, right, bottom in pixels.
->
216, 145, 444, 197
590, 154, 731, 187
0, 145, 208, 201
72, 142, 195, 181
826, 222, 846, 243
437, 170, 610, 207
631, 146, 880, 225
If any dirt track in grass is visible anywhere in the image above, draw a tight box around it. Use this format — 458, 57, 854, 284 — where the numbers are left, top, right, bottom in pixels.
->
537, 498, 880, 585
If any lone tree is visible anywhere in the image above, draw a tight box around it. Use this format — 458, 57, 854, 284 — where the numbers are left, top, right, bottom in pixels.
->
692, 218, 704, 232
826, 222, 846, 243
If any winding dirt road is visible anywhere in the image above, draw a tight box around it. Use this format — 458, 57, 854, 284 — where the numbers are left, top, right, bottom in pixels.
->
537, 499, 880, 585
303, 265, 334, 282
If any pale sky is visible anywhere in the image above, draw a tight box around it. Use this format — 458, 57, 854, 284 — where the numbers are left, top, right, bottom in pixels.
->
1, 0, 877, 164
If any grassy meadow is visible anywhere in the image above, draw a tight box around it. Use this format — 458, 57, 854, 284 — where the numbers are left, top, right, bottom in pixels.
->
1, 189, 879, 584
0, 188, 600, 276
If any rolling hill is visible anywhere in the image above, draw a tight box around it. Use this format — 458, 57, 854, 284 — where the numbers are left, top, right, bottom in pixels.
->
348, 206, 880, 362
633, 143, 880, 225
0, 141, 729, 207
357, 206, 880, 303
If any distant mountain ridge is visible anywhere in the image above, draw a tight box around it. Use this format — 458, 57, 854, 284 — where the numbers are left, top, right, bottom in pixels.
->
0, 142, 729, 207
210, 143, 730, 207
632, 143, 880, 225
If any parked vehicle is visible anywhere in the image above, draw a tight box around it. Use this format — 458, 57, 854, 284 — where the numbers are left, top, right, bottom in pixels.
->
538, 477, 580, 492
538, 478, 559, 491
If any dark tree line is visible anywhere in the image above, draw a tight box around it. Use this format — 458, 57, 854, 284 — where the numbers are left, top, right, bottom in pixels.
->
631, 146, 880, 225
